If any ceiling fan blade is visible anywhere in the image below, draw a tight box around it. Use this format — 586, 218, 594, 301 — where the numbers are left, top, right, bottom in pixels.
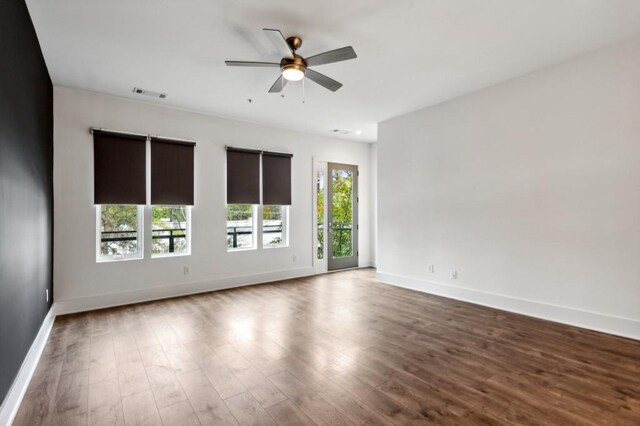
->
305, 69, 343, 92
268, 75, 288, 93
225, 61, 280, 67
263, 29, 294, 59
305, 46, 357, 66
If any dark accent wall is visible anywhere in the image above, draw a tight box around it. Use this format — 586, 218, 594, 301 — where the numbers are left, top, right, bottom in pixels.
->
0, 0, 53, 404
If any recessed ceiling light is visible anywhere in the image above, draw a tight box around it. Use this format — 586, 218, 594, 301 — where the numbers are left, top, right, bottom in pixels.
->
354, 130, 363, 135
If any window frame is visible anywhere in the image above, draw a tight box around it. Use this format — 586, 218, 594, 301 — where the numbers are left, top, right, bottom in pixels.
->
151, 205, 192, 259
226, 204, 258, 252
262, 205, 289, 249
96, 204, 144, 263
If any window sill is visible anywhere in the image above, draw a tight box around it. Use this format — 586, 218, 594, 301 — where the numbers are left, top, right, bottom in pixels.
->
227, 247, 256, 253
151, 252, 191, 259
263, 245, 289, 250
96, 256, 143, 263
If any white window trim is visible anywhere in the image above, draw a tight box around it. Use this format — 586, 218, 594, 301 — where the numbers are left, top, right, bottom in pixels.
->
151, 205, 192, 259
96, 205, 144, 262
227, 204, 258, 252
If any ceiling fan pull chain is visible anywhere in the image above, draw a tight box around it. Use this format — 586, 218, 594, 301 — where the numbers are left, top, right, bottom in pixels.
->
302, 77, 306, 104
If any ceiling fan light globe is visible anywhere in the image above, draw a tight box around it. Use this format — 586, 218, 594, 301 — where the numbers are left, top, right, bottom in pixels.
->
282, 67, 305, 81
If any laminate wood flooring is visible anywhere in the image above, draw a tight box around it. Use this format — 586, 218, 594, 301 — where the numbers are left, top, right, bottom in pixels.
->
14, 269, 640, 425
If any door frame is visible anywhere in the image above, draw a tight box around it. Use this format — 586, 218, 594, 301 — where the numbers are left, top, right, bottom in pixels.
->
327, 162, 359, 271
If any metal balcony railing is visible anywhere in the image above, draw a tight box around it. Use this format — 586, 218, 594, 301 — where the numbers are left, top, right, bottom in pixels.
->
227, 224, 282, 248
316, 222, 353, 257
102, 222, 352, 253
101, 228, 186, 253
102, 225, 287, 251
330, 222, 353, 256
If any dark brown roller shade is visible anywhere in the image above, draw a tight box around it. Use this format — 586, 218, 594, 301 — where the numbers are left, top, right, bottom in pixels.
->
262, 151, 292, 205
151, 137, 195, 205
226, 147, 260, 204
93, 130, 147, 204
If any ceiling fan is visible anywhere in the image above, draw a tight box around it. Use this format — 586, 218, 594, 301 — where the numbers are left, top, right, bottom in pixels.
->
225, 29, 357, 93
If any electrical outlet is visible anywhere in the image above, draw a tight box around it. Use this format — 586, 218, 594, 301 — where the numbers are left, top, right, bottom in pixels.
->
292, 254, 298, 263
451, 270, 458, 280
428, 264, 435, 273
45, 289, 49, 302
183, 266, 190, 275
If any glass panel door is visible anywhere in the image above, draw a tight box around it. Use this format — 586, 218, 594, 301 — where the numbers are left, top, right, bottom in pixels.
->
313, 162, 328, 274
317, 168, 325, 261
328, 163, 358, 270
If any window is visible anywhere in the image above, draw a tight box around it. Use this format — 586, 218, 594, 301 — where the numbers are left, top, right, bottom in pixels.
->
316, 169, 324, 259
152, 206, 189, 257
263, 205, 288, 248
227, 204, 256, 250
97, 205, 143, 261
93, 129, 195, 262
225, 147, 292, 251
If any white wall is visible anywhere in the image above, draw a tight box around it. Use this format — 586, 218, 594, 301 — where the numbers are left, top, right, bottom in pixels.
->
54, 87, 374, 314
370, 144, 378, 267
377, 36, 640, 339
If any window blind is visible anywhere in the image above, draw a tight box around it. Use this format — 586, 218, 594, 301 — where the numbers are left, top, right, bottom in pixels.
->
151, 137, 195, 205
93, 130, 147, 204
262, 151, 292, 205
226, 147, 261, 204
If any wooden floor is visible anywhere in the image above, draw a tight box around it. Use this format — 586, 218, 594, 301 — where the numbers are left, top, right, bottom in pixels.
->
14, 269, 640, 425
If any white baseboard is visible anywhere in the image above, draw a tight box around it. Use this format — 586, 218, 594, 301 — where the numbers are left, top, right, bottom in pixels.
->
56, 267, 316, 315
0, 305, 56, 426
376, 271, 640, 341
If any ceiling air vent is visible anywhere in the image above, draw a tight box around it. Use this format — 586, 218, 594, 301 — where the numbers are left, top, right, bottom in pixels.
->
132, 87, 168, 99
332, 129, 350, 135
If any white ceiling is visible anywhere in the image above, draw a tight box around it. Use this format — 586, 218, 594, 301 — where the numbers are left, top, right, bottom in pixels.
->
26, 0, 640, 142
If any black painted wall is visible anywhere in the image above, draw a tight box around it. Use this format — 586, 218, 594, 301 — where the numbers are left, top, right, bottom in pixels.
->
0, 0, 53, 405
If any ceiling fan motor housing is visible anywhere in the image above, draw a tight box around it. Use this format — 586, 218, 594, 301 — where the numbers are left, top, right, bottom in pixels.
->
281, 54, 307, 77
